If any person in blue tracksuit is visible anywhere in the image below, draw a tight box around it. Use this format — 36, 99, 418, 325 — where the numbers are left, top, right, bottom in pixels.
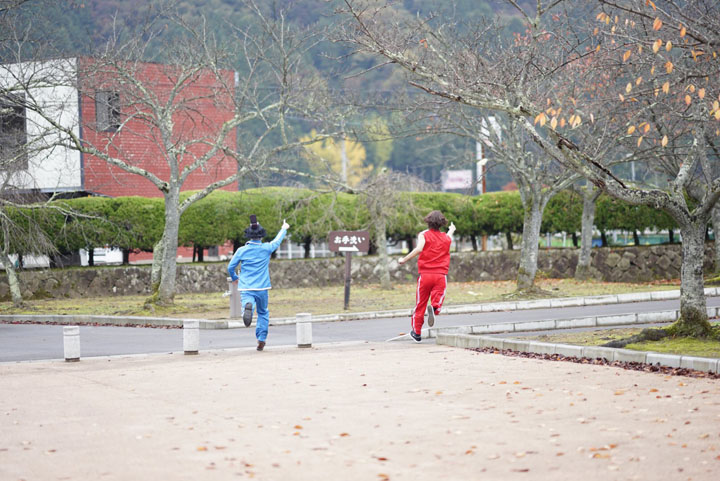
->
227, 215, 289, 351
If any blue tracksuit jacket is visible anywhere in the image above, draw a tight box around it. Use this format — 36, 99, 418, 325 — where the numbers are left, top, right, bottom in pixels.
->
227, 228, 287, 290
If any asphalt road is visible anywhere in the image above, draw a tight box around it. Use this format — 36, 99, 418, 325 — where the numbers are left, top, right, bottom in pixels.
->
2, 297, 719, 362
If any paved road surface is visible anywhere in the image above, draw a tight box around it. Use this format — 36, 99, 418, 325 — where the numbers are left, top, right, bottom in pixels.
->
2, 297, 719, 362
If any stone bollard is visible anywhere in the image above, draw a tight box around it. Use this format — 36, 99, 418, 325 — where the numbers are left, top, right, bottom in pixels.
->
63, 325, 81, 362
228, 276, 242, 319
296, 313, 312, 348
183, 320, 199, 355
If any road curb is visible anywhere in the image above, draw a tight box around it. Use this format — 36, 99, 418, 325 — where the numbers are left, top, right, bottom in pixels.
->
435, 332, 720, 374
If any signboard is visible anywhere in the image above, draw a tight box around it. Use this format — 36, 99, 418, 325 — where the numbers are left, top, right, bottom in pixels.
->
328, 230, 370, 253
441, 169, 473, 191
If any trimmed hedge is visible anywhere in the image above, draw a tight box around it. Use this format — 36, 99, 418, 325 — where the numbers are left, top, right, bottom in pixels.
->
2, 187, 682, 258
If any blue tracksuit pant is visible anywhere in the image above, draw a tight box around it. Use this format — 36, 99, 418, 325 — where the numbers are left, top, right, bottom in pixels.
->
241, 290, 270, 342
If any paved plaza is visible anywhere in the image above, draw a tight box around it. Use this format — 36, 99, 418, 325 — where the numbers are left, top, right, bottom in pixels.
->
1, 341, 719, 480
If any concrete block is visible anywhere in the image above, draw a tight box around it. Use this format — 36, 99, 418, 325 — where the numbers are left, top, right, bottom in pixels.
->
636, 310, 676, 324
679, 356, 719, 373
616, 292, 651, 303
475, 336, 505, 349
481, 302, 517, 312
582, 346, 615, 361
555, 317, 597, 329
613, 349, 647, 363
445, 334, 482, 349
296, 314, 313, 348
706, 307, 718, 318
583, 295, 619, 306
501, 339, 530, 353
596, 314, 637, 326
646, 352, 682, 368
434, 333, 458, 347
471, 323, 513, 334
549, 297, 584, 308
650, 290, 680, 301
526, 341, 556, 355
512, 320, 556, 332
554, 344, 584, 358
183, 320, 199, 355
518, 299, 552, 310
703, 287, 718, 296
63, 325, 81, 362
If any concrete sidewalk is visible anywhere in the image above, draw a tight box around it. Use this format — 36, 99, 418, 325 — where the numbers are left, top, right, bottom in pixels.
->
1, 342, 719, 480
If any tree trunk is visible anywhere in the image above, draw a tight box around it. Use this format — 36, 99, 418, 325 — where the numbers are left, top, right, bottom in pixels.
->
375, 217, 392, 290
633, 230, 641, 246
517, 199, 544, 291
88, 248, 94, 267
669, 229, 675, 244
150, 233, 165, 290
0, 252, 23, 306
122, 249, 130, 265
712, 205, 720, 273
505, 232, 514, 250
600, 231, 608, 247
575, 187, 598, 280
471, 235, 478, 251
571, 232, 578, 248
197, 246, 204, 263
157, 190, 181, 305
303, 237, 311, 258
674, 222, 713, 337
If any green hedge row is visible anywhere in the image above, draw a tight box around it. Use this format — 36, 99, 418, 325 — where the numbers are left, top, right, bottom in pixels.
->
3, 188, 678, 256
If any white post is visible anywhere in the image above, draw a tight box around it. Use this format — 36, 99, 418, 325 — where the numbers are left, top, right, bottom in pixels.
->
296, 313, 312, 348
63, 325, 80, 362
228, 276, 241, 319
183, 320, 199, 355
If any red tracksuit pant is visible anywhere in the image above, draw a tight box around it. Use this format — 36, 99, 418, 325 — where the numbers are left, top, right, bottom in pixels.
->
411, 273, 447, 334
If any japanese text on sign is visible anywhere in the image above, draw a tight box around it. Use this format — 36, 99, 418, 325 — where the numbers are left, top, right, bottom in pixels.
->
328, 230, 370, 252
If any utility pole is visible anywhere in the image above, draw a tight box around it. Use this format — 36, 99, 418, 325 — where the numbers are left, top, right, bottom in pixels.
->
340, 118, 347, 183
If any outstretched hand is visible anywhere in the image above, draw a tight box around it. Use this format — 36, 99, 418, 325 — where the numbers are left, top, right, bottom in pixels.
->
282, 219, 290, 230
448, 221, 456, 235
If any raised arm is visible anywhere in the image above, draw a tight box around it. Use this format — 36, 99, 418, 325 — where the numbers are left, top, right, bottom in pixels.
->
398, 231, 426, 265
447, 222, 456, 248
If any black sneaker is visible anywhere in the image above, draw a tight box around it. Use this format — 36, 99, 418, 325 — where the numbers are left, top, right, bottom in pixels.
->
410, 330, 421, 343
257, 340, 265, 351
426, 304, 435, 327
243, 302, 253, 327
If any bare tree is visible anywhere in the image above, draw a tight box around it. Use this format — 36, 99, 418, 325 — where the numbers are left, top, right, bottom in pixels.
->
6, 1, 348, 305
338, 0, 720, 336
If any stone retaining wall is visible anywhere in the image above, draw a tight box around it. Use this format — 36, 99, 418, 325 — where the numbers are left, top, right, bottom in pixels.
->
0, 244, 712, 300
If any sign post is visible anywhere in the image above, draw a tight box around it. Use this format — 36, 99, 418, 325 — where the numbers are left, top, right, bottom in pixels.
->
328, 230, 370, 310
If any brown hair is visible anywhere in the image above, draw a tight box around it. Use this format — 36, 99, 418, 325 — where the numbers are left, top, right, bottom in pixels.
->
424, 210, 447, 230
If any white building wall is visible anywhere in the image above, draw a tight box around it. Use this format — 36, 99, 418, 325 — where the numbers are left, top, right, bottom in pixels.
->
0, 58, 82, 192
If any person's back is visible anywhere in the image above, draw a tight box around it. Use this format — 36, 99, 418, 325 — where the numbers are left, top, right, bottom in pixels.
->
418, 228, 451, 275
397, 210, 455, 342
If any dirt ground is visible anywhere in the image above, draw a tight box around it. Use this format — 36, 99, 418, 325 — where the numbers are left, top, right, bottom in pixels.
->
1, 342, 719, 480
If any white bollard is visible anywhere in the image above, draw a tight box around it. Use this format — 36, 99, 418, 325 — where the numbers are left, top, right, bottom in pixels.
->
183, 320, 200, 355
296, 313, 312, 348
63, 325, 81, 362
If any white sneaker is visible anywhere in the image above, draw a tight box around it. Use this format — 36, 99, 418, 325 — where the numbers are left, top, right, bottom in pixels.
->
426, 304, 435, 327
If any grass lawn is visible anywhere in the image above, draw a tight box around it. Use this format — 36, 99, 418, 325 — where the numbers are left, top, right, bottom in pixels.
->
1, 278, 680, 319
518, 323, 720, 359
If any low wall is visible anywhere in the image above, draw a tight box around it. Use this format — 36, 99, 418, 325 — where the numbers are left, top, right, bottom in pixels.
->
0, 244, 712, 300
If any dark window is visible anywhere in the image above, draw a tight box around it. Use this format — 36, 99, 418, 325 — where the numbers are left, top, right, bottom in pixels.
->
95, 91, 121, 131
0, 94, 28, 170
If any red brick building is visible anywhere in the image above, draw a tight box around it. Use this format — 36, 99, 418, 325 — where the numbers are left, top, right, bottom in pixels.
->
1, 57, 239, 262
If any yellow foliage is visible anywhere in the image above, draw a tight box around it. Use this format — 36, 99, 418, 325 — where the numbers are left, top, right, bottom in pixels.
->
301, 130, 371, 187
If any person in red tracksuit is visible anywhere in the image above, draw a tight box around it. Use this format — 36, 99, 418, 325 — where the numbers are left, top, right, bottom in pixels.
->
398, 210, 456, 342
